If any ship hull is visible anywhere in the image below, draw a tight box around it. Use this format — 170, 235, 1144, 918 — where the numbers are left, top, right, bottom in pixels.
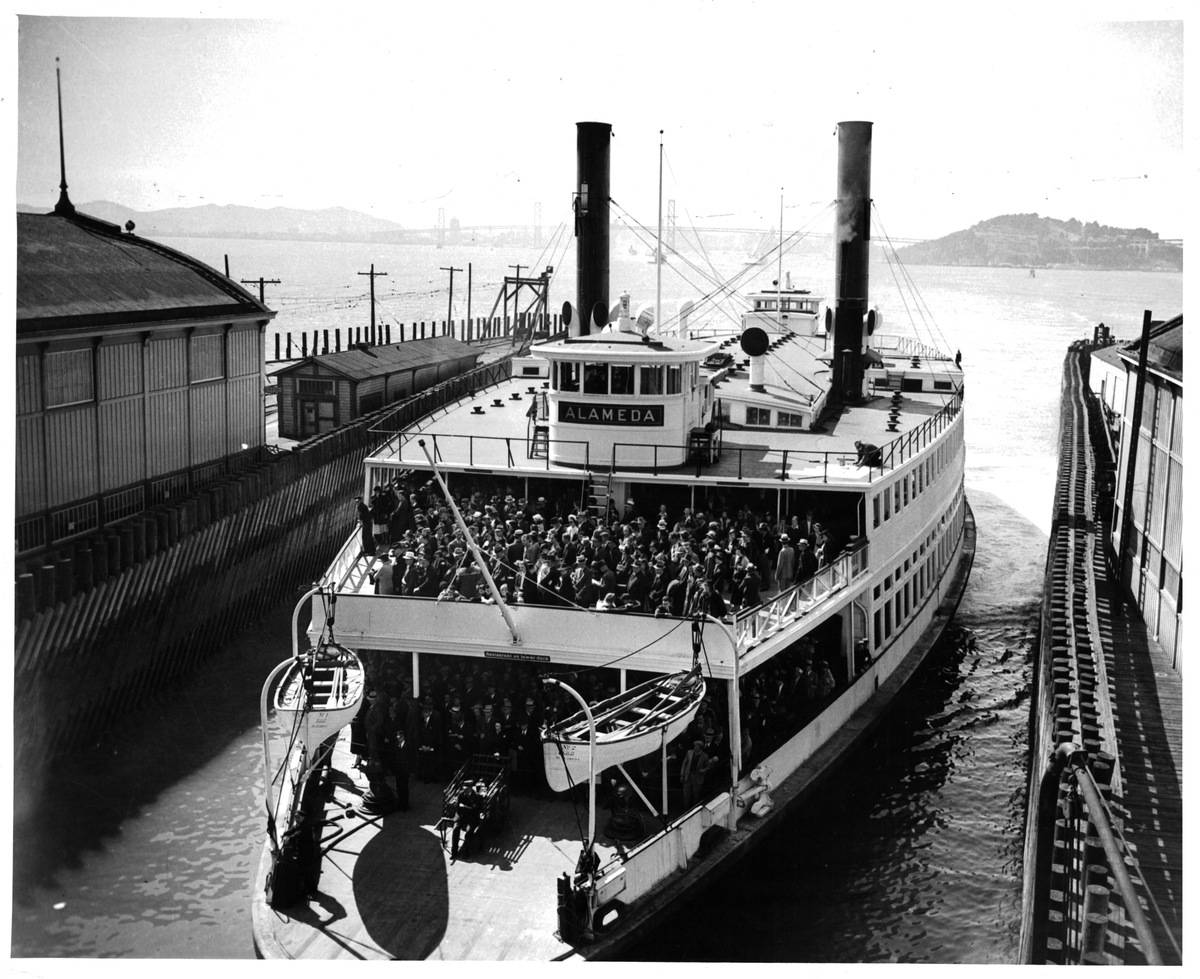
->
577, 501, 976, 958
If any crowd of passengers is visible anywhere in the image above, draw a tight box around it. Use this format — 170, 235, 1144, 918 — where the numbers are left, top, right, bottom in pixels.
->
353, 617, 864, 820
355, 477, 854, 618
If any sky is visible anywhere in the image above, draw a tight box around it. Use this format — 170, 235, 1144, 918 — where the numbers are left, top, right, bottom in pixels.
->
9, 2, 1192, 241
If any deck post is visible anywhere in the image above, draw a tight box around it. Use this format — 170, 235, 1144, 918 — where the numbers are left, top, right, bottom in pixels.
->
706, 615, 742, 828
412, 651, 420, 698
543, 676, 598, 903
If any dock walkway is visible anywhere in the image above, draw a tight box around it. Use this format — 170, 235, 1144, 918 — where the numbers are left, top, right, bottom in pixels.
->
1019, 342, 1182, 964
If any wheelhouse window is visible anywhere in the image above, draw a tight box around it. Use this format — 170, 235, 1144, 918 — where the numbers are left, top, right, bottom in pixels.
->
581, 362, 609, 394
778, 411, 805, 428
610, 364, 634, 395
746, 406, 771, 426
666, 365, 682, 394
558, 362, 580, 392
640, 365, 663, 395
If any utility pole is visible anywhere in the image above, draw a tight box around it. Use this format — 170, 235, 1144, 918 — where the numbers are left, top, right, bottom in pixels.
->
240, 275, 281, 305
356, 263, 388, 345
440, 264, 463, 333
467, 262, 473, 326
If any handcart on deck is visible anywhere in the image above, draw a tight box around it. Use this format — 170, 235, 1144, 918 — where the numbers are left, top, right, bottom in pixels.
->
436, 753, 510, 857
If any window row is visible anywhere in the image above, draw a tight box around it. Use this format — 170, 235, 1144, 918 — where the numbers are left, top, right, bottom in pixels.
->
552, 361, 696, 396
36, 335, 233, 410
871, 420, 963, 528
752, 297, 820, 314
872, 486, 965, 650
744, 406, 806, 428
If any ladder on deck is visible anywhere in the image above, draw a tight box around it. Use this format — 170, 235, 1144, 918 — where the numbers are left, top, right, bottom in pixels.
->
528, 391, 550, 457
583, 469, 614, 524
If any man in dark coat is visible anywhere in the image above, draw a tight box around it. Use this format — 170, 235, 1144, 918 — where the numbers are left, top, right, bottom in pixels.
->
356, 497, 375, 557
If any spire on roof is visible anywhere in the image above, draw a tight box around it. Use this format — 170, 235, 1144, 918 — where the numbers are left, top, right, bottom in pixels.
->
53, 57, 75, 216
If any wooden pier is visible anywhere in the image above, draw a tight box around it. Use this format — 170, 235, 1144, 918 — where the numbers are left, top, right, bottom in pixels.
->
1019, 341, 1182, 964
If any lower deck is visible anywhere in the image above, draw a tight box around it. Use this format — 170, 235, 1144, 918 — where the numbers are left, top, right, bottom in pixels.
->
253, 734, 617, 960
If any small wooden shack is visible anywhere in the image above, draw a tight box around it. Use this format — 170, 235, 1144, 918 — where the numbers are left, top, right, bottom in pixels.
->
274, 336, 481, 438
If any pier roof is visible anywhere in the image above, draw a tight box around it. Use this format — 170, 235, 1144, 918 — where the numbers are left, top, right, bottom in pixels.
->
1118, 315, 1183, 383
16, 210, 270, 332
276, 335, 479, 381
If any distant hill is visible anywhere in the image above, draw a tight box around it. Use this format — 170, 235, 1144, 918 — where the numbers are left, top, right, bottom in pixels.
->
16, 201, 408, 243
895, 214, 1182, 272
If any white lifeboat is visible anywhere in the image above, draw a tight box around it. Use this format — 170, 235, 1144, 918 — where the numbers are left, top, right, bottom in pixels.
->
274, 641, 365, 746
541, 668, 706, 793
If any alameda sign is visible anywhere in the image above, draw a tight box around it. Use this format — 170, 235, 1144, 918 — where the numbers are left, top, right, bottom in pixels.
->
557, 401, 665, 426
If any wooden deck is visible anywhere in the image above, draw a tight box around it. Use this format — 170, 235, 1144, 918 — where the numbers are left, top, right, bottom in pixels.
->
252, 737, 615, 960
1103, 593, 1183, 950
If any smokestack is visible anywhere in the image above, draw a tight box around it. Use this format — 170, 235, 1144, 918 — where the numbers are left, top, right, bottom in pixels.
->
575, 122, 611, 337
831, 120, 872, 402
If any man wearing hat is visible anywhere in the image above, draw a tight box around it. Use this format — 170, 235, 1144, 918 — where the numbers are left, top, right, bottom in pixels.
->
356, 496, 375, 557
450, 779, 487, 861
774, 533, 797, 591
415, 696, 443, 781
370, 550, 397, 596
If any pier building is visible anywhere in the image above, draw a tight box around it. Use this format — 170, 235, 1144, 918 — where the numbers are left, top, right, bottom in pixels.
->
273, 336, 480, 439
15, 207, 275, 557
1110, 315, 1182, 666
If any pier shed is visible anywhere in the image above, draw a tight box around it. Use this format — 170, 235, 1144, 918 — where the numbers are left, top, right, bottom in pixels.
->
1110, 315, 1182, 666
274, 336, 480, 438
15, 207, 274, 557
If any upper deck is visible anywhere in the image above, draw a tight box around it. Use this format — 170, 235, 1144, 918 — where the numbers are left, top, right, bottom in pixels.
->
365, 330, 963, 491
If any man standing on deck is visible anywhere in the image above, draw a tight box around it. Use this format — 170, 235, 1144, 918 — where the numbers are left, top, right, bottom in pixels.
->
416, 697, 443, 781
775, 534, 797, 590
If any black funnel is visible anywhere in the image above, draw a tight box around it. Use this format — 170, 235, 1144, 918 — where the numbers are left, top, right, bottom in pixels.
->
575, 122, 611, 336
832, 121, 872, 402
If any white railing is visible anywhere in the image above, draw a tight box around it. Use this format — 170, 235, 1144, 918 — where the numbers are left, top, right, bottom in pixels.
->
873, 333, 952, 361
321, 530, 374, 594
732, 541, 869, 653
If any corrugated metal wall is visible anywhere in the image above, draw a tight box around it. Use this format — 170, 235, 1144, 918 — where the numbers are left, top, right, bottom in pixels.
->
229, 325, 260, 376
17, 353, 42, 414
44, 405, 98, 506
99, 398, 146, 490
147, 389, 190, 475
148, 336, 187, 389
227, 374, 261, 451
16, 415, 45, 515
98, 340, 143, 399
189, 382, 227, 464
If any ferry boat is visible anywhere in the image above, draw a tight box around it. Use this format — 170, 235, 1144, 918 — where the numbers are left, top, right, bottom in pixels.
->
253, 120, 974, 960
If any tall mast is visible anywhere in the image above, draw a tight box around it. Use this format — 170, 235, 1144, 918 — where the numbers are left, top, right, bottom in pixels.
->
655, 129, 663, 333
776, 187, 784, 330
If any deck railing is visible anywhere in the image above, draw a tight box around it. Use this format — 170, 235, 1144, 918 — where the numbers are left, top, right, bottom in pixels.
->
876, 389, 963, 473
368, 357, 517, 437
732, 539, 869, 653
873, 333, 955, 362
